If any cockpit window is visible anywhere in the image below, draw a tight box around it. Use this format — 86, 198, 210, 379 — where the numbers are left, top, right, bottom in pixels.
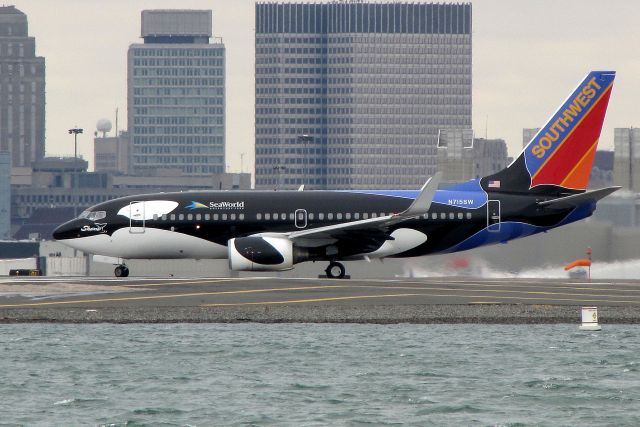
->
79, 210, 90, 219
85, 211, 106, 221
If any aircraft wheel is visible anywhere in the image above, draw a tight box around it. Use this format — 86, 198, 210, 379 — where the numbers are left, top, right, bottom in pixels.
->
325, 261, 346, 279
114, 265, 129, 278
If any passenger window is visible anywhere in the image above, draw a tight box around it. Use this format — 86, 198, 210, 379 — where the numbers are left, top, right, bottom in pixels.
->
273, 212, 278, 219
363, 213, 369, 219
170, 214, 176, 220
231, 213, 237, 220
337, 213, 343, 220
257, 213, 262, 220
196, 214, 202, 221
187, 214, 193, 220
179, 214, 185, 220
466, 212, 472, 219
354, 213, 360, 220
440, 213, 446, 219
265, 213, 271, 220
319, 213, 325, 220
431, 213, 437, 219
162, 214, 167, 220
449, 213, 454, 220
309, 213, 315, 220
371, 213, 377, 218
281, 213, 286, 220
153, 214, 158, 220
457, 213, 463, 219
205, 214, 210, 220
289, 213, 294, 220
328, 213, 334, 220
222, 214, 228, 220
213, 214, 219, 220
380, 213, 385, 217
239, 213, 245, 220
422, 214, 428, 219
345, 213, 351, 220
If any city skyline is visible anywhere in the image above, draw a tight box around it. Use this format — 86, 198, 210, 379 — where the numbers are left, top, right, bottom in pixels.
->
8, 0, 640, 176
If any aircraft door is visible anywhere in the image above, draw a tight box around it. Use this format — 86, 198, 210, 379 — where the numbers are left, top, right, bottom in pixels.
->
129, 201, 146, 234
487, 200, 501, 232
294, 209, 307, 229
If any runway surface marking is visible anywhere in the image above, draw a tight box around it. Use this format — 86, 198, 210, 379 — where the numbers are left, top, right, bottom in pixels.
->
204, 293, 425, 306
359, 284, 640, 299
0, 285, 350, 308
202, 292, 640, 306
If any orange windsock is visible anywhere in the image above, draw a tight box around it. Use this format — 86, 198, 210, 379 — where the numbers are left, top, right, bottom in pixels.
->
564, 259, 592, 271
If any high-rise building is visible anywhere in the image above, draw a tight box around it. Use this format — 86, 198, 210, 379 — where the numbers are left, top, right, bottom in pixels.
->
128, 10, 225, 176
0, 6, 45, 168
522, 128, 540, 148
437, 134, 508, 182
94, 131, 130, 175
255, 2, 472, 189
613, 127, 640, 191
0, 152, 10, 239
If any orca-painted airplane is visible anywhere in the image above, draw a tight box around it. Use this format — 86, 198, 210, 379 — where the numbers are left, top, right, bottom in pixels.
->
54, 71, 618, 278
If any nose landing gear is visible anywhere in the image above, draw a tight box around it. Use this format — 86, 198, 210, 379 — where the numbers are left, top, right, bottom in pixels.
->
325, 261, 346, 279
114, 264, 129, 278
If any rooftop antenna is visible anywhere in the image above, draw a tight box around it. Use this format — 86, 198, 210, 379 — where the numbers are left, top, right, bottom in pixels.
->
485, 114, 488, 139
115, 107, 119, 137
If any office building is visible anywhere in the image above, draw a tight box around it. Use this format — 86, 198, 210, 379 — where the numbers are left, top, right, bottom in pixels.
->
613, 127, 640, 191
522, 128, 540, 148
95, 131, 130, 175
0, 6, 45, 168
0, 152, 9, 239
128, 10, 225, 176
437, 133, 508, 182
255, 2, 472, 189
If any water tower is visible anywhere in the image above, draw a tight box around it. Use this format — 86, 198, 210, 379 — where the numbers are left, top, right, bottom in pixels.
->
96, 119, 112, 138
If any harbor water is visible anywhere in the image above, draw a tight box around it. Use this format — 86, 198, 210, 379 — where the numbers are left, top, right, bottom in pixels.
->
1, 324, 639, 426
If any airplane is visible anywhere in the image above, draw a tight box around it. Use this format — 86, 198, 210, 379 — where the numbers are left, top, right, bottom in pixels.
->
54, 70, 618, 279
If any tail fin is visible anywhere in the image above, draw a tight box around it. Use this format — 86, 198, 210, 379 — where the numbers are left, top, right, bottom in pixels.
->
482, 71, 615, 194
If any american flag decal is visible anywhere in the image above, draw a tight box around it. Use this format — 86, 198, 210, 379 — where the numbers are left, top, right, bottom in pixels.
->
488, 180, 501, 188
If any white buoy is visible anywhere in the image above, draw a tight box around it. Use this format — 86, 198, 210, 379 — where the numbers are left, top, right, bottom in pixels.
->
579, 306, 601, 331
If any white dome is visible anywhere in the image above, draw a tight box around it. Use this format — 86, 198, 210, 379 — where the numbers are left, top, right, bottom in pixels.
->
96, 119, 112, 133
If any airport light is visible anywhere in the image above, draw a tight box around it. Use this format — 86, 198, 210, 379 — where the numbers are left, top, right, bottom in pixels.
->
68, 127, 83, 218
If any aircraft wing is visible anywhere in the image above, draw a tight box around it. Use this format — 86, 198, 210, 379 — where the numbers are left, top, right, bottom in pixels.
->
282, 173, 441, 245
537, 186, 620, 209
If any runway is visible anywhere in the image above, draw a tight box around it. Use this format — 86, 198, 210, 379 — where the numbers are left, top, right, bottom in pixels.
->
1, 276, 640, 323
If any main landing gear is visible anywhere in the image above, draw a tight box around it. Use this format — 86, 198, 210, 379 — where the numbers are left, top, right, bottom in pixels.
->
114, 264, 129, 278
325, 261, 346, 279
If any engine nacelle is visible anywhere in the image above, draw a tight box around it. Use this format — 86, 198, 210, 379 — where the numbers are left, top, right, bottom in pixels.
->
228, 236, 294, 271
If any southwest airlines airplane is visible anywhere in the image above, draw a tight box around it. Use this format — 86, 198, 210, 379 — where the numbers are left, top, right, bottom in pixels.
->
54, 71, 617, 278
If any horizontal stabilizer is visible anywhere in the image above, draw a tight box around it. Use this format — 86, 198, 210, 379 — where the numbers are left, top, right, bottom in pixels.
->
537, 186, 620, 208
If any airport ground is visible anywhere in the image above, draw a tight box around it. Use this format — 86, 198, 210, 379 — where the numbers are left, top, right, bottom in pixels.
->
1, 276, 640, 324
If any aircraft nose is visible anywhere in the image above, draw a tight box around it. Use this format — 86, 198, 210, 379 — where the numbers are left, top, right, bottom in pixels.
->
53, 219, 81, 240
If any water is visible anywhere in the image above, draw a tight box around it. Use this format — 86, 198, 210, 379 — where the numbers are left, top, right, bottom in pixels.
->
1, 324, 640, 426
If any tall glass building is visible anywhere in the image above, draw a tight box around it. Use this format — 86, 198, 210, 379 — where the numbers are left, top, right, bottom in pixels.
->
255, 2, 472, 189
0, 6, 45, 168
128, 10, 225, 176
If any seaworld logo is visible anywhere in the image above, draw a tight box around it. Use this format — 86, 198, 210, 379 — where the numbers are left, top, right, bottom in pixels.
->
186, 201, 209, 210
186, 201, 245, 210
81, 223, 107, 233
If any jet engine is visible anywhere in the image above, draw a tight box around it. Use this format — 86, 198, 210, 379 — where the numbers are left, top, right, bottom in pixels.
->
228, 236, 294, 271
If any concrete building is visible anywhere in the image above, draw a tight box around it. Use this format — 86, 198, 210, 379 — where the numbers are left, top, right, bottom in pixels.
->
522, 128, 540, 148
613, 127, 640, 191
590, 150, 614, 189
437, 134, 508, 183
255, 2, 472, 190
0, 152, 10, 239
128, 10, 225, 176
11, 156, 251, 238
0, 6, 45, 168
94, 131, 130, 174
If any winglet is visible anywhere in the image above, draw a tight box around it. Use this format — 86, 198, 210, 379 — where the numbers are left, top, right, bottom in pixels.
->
399, 172, 442, 217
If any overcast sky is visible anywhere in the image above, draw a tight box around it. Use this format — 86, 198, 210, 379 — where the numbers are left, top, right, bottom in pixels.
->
9, 0, 640, 173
